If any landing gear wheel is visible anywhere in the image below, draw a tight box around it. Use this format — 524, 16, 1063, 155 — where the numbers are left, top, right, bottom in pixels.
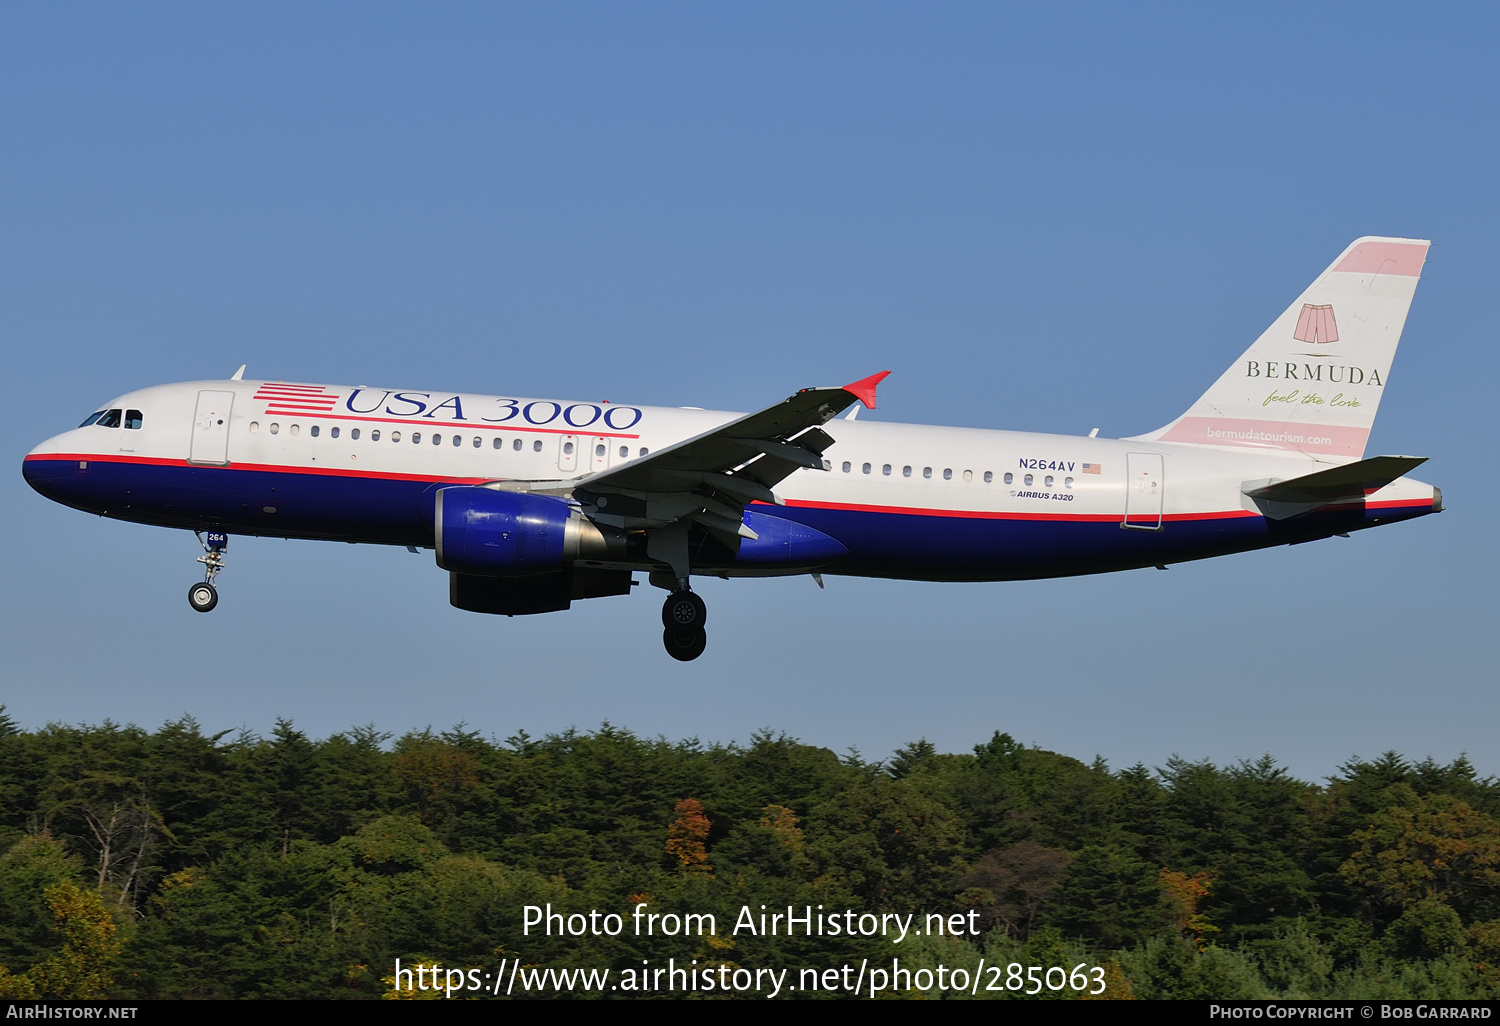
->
662, 590, 707, 631
663, 627, 707, 662
188, 582, 218, 613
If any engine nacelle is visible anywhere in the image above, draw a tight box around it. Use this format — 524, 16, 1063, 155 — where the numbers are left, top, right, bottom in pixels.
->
434, 486, 623, 576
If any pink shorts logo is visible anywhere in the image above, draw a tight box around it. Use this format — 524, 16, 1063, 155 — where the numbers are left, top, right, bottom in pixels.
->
1293, 303, 1339, 344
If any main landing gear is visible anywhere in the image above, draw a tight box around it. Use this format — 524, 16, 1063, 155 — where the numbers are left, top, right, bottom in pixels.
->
661, 587, 707, 662
189, 531, 228, 613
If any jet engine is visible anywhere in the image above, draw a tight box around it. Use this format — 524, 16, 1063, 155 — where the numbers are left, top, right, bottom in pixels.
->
434, 486, 624, 576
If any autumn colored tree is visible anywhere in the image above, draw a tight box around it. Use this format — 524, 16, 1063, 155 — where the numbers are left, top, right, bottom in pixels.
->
956, 841, 1072, 938
0, 879, 122, 998
1340, 792, 1500, 921
1160, 868, 1218, 949
665, 799, 711, 872
394, 734, 481, 827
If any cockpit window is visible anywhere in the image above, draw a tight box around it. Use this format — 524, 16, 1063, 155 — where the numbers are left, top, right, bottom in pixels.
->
125, 410, 143, 430
95, 409, 123, 428
79, 411, 106, 427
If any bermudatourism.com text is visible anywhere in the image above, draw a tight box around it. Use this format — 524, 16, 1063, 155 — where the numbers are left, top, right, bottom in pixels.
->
387, 902, 1115, 998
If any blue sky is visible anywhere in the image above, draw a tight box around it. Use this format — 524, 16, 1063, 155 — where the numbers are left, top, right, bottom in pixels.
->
3, 4, 1496, 781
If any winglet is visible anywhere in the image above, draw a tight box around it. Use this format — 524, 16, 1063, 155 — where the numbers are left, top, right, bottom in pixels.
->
231, 365, 246, 381
843, 370, 891, 410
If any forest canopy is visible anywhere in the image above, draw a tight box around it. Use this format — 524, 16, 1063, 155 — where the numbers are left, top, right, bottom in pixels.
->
0, 706, 1496, 1000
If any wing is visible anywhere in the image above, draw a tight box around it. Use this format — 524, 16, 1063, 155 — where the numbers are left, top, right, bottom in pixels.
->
573, 371, 889, 540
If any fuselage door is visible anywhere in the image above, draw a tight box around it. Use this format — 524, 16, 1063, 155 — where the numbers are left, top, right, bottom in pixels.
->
189, 390, 235, 466
589, 436, 611, 471
558, 434, 579, 472
1123, 452, 1164, 530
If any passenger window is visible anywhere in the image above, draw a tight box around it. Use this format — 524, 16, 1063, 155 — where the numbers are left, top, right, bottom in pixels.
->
412, 432, 421, 444
351, 428, 360, 440
513, 438, 522, 451
619, 445, 628, 458
1004, 472, 1013, 484
290, 424, 300, 436
640, 447, 649, 456
125, 410, 143, 429
1024, 474, 1033, 486
1064, 477, 1074, 488
493, 437, 502, 449
249, 421, 259, 434
596, 444, 606, 457
963, 470, 973, 482
269, 423, 280, 435
370, 429, 379, 441
391, 431, 401, 442
903, 466, 912, 477
882, 464, 891, 476
453, 435, 461, 447
310, 425, 320, 437
984, 471, 993, 483
564, 442, 575, 455
923, 467, 932, 479
533, 440, 542, 452
943, 468, 952, 480
842, 461, 851, 473
473, 437, 481, 448
1045, 475, 1054, 487
97, 409, 123, 428
862, 463, 871, 475
79, 411, 106, 427
330, 427, 339, 438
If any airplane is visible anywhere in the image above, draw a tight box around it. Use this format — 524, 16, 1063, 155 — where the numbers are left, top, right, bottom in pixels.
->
22, 236, 1440, 661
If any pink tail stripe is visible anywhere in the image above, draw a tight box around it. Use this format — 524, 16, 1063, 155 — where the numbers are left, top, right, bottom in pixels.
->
1158, 417, 1371, 458
1333, 241, 1428, 277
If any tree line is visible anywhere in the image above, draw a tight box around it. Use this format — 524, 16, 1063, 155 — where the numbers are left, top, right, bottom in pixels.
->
0, 706, 1497, 999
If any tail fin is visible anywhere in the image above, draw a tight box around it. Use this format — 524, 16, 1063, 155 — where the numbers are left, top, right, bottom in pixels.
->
1131, 237, 1429, 460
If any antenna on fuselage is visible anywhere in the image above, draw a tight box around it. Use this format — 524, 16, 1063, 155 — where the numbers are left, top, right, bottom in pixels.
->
1088, 427, 1099, 438
231, 365, 246, 381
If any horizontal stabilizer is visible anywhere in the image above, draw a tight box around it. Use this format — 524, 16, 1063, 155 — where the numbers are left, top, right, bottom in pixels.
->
1243, 455, 1427, 518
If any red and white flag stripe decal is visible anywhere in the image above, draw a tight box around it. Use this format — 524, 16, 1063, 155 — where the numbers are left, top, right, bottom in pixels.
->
253, 383, 341, 415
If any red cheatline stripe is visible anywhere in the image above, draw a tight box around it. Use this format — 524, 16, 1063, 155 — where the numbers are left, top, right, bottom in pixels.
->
1367, 498, 1435, 510
264, 403, 340, 410
254, 384, 331, 391
25, 452, 491, 485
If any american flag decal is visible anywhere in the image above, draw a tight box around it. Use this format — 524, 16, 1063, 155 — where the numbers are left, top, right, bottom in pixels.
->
1082, 463, 1101, 474
253, 383, 341, 415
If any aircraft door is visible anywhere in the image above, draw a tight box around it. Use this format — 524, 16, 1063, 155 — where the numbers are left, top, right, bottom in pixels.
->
589, 436, 610, 471
1123, 452, 1164, 530
558, 434, 579, 472
189, 390, 235, 466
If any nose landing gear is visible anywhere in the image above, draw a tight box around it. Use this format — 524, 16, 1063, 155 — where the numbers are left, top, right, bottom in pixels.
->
660, 586, 707, 661
190, 531, 228, 613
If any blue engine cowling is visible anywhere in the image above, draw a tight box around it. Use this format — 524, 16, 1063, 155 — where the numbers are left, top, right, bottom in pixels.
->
436, 487, 620, 576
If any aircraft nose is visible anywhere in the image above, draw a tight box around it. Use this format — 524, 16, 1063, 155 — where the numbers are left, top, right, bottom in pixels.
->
22, 436, 80, 501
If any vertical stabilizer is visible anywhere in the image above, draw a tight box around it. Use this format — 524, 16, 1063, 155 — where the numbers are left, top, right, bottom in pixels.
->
1130, 237, 1429, 460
